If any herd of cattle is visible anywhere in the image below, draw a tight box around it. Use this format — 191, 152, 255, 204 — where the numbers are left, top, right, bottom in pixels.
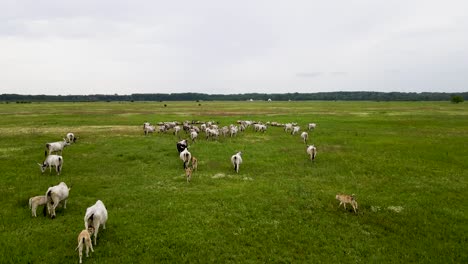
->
144, 120, 318, 181
145, 119, 357, 214
29, 133, 108, 263
27, 119, 358, 263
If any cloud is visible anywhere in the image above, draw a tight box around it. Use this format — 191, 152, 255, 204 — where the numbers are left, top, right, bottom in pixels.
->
330, 72, 348, 76
296, 72, 323, 78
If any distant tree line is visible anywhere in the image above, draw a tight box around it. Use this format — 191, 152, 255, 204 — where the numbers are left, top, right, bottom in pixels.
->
0, 92, 466, 102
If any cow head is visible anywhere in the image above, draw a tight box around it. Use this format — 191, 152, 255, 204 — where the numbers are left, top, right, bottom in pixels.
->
37, 163, 47, 173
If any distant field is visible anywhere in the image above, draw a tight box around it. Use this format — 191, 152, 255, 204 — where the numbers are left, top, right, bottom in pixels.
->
0, 101, 466, 263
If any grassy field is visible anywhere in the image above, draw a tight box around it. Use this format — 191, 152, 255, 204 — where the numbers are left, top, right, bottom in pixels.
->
0, 101, 466, 263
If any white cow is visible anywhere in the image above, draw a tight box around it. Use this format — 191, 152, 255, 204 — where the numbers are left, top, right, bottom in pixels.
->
66, 133, 77, 143
231, 151, 243, 173
45, 139, 70, 157
257, 124, 267, 132
230, 126, 238, 137
173, 126, 181, 136
180, 148, 192, 169
29, 195, 47, 217
308, 123, 317, 130
45, 182, 70, 218
291, 126, 300, 135
284, 123, 293, 132
84, 200, 108, 246
301, 132, 308, 144
190, 131, 198, 142
306, 145, 317, 162
143, 123, 156, 136
37, 155, 63, 175
221, 126, 229, 137
205, 128, 219, 140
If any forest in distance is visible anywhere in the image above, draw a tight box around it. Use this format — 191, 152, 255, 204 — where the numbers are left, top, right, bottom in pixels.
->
1, 91, 467, 102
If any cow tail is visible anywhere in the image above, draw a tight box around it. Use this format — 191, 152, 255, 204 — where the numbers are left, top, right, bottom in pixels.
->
47, 190, 54, 205
45, 144, 50, 157
86, 213, 94, 223
43, 191, 51, 216
75, 238, 84, 251
58, 157, 63, 173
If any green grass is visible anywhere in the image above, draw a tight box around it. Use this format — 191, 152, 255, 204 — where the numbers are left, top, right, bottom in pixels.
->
0, 101, 467, 263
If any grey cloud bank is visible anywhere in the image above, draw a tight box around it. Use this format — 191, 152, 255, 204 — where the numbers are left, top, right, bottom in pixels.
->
1, 0, 467, 95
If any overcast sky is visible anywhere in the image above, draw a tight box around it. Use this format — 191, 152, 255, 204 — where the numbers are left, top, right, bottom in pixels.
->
1, 0, 467, 95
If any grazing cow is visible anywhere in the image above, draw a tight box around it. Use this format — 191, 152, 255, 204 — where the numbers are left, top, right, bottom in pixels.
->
45, 182, 70, 219
239, 124, 245, 132
179, 148, 192, 169
75, 228, 94, 263
301, 132, 308, 144
173, 126, 181, 136
205, 128, 216, 140
157, 125, 167, 133
291, 126, 300, 135
230, 126, 238, 137
191, 125, 200, 133
84, 200, 108, 246
306, 145, 317, 161
164, 121, 177, 130
254, 124, 267, 132
45, 139, 70, 157
308, 123, 317, 130
258, 124, 267, 132
190, 131, 198, 142
231, 151, 243, 173
66, 133, 77, 143
176, 139, 188, 153
336, 194, 358, 213
242, 120, 252, 128
183, 122, 191, 134
29, 195, 47, 217
220, 126, 229, 137
37, 155, 63, 175
144, 124, 156, 135
284, 123, 293, 132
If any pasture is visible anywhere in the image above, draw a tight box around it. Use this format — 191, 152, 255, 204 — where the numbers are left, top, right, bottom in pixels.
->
0, 101, 466, 263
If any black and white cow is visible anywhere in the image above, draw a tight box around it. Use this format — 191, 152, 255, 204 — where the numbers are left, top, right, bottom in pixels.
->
176, 139, 188, 153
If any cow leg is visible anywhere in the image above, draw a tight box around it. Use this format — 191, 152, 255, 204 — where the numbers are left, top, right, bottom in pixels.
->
93, 222, 100, 245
